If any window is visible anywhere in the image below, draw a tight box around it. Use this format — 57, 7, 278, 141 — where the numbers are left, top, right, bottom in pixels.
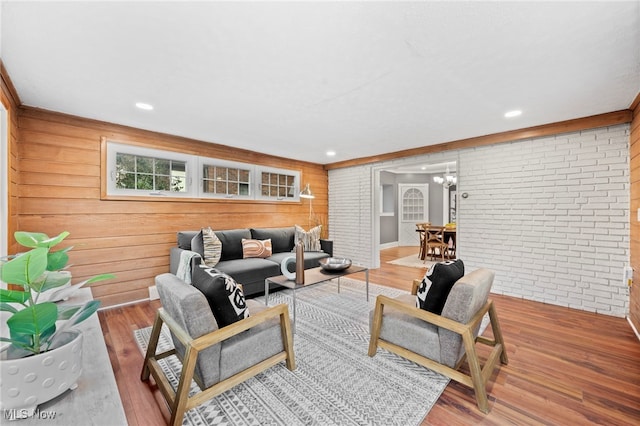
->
201, 159, 252, 199
106, 142, 195, 197
104, 140, 300, 202
259, 168, 297, 200
115, 153, 187, 192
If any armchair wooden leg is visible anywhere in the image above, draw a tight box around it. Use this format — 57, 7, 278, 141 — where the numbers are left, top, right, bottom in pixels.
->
141, 312, 164, 381
461, 329, 490, 414
488, 303, 509, 365
170, 344, 199, 426
279, 306, 296, 371
368, 298, 384, 357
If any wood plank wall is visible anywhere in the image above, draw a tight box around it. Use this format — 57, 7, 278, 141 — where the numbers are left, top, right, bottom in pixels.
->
629, 92, 640, 333
14, 107, 328, 307
0, 61, 20, 256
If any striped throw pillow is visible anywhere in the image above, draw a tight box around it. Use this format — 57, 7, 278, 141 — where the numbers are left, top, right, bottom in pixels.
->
202, 227, 222, 267
294, 225, 322, 252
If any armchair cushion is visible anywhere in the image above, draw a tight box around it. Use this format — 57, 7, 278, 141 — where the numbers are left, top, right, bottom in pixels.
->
416, 259, 464, 314
192, 266, 250, 328
369, 294, 441, 361
155, 273, 222, 386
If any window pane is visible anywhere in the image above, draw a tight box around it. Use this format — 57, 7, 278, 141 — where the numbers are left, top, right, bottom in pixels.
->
137, 156, 153, 173
228, 182, 238, 194
215, 167, 226, 180
215, 181, 226, 193
116, 153, 135, 171
136, 174, 153, 190
155, 159, 170, 175
117, 172, 135, 189
239, 170, 249, 182
156, 176, 170, 190
239, 183, 249, 195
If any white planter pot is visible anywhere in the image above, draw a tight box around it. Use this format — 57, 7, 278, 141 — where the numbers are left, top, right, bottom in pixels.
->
0, 330, 83, 415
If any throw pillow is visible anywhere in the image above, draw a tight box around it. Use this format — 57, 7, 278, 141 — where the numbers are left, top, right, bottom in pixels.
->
192, 266, 250, 328
241, 238, 273, 258
294, 224, 322, 252
202, 227, 222, 267
190, 227, 223, 267
416, 259, 465, 315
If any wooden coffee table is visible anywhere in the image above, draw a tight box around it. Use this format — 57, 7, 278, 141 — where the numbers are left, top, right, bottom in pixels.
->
264, 265, 369, 333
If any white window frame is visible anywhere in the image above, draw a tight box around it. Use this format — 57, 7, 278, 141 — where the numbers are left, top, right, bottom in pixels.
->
104, 141, 301, 202
106, 142, 196, 198
255, 166, 300, 202
198, 157, 253, 200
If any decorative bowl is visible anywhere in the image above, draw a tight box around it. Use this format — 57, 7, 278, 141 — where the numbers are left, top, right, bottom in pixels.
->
319, 257, 352, 271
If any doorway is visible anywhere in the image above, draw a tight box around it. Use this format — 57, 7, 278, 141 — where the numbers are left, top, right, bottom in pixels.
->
398, 184, 428, 246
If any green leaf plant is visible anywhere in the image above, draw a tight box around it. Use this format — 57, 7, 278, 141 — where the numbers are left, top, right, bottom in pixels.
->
0, 231, 114, 358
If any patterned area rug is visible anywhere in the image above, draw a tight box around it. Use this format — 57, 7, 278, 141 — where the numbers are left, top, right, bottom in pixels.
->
388, 254, 436, 269
134, 279, 450, 426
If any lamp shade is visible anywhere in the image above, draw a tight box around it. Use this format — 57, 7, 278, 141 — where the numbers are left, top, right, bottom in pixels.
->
299, 183, 314, 199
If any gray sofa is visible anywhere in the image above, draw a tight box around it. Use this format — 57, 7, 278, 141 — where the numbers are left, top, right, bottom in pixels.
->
170, 226, 333, 297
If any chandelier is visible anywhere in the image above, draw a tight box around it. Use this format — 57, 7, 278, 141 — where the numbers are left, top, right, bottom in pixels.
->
433, 166, 457, 188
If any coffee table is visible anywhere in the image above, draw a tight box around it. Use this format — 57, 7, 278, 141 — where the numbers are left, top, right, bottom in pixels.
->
264, 265, 369, 333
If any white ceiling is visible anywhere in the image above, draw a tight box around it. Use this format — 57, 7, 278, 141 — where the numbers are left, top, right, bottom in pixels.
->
2, 1, 639, 165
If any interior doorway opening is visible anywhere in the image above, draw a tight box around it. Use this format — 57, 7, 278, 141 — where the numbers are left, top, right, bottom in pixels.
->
372, 160, 457, 268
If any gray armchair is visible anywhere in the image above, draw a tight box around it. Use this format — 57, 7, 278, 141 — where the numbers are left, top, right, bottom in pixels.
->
368, 268, 508, 413
141, 273, 296, 426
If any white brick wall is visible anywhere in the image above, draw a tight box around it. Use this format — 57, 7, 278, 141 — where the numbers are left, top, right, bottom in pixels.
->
329, 124, 630, 317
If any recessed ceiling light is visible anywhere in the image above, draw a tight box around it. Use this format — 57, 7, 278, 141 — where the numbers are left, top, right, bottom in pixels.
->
504, 110, 522, 118
326, 150, 336, 157
135, 102, 154, 111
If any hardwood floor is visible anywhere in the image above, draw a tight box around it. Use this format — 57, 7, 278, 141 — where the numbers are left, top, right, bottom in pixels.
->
98, 247, 640, 425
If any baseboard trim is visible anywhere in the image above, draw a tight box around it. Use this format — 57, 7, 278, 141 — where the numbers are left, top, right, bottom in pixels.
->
380, 241, 399, 250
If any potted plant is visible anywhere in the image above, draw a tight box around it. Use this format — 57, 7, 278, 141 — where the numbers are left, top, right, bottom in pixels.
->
0, 231, 114, 415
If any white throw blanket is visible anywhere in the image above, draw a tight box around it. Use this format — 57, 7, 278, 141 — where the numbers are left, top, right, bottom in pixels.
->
176, 250, 200, 284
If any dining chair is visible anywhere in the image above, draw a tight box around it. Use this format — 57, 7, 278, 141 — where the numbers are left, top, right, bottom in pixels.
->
424, 226, 449, 261
416, 222, 431, 259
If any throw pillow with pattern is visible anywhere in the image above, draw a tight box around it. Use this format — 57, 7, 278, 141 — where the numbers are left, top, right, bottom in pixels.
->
294, 224, 322, 252
192, 266, 249, 327
416, 259, 464, 315
241, 238, 273, 258
202, 227, 222, 267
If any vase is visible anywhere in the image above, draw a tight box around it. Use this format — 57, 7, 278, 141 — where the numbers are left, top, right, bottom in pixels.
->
280, 256, 296, 280
0, 330, 84, 417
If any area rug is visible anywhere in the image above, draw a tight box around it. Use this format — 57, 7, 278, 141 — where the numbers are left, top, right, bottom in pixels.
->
134, 279, 450, 426
388, 254, 436, 269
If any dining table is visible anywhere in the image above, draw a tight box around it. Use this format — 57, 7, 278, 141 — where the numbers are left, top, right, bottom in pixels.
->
416, 226, 457, 260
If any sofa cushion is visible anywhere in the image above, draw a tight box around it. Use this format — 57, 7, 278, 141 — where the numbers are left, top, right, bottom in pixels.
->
214, 228, 252, 261
416, 259, 465, 315
250, 227, 295, 253
242, 238, 272, 258
192, 266, 250, 328
294, 224, 322, 252
214, 258, 281, 287
177, 231, 199, 250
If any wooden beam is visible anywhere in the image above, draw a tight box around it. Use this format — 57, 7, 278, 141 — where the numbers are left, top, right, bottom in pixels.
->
324, 110, 633, 170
